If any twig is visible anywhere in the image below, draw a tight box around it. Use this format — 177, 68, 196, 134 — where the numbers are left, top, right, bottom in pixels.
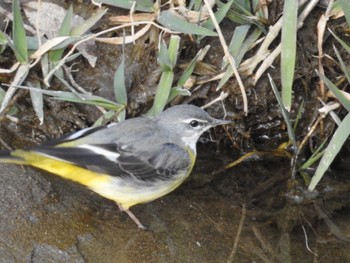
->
130, 1, 136, 45
63, 64, 91, 95
298, 115, 323, 154
226, 204, 246, 263
201, 91, 229, 109
202, 0, 248, 115
0, 136, 13, 150
301, 225, 318, 257
62, 66, 106, 115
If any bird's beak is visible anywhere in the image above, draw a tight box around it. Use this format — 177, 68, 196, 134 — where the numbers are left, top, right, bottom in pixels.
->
211, 118, 234, 127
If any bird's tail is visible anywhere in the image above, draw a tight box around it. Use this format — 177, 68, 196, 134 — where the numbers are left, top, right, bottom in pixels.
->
0, 150, 26, 164
0, 149, 112, 188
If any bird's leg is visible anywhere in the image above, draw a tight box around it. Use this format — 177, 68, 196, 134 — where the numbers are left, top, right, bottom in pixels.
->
124, 209, 148, 230
117, 204, 148, 230
117, 204, 124, 211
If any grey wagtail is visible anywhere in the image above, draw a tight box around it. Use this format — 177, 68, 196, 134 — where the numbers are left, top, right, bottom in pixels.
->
0, 104, 232, 229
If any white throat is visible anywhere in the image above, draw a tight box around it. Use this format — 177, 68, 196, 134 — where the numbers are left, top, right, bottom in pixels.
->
180, 133, 201, 154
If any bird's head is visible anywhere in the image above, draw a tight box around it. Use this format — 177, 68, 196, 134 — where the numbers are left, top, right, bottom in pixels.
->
156, 105, 233, 152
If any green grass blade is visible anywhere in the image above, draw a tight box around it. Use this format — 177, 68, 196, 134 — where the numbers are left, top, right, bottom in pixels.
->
231, 0, 252, 16
167, 87, 191, 103
216, 24, 251, 91
318, 73, 350, 111
201, 0, 234, 30
329, 29, 350, 53
158, 40, 171, 71
177, 47, 208, 87
268, 74, 297, 148
93, 0, 154, 12
189, 0, 202, 10
29, 81, 44, 124
148, 35, 180, 115
49, 5, 73, 62
216, 25, 251, 90
281, 0, 298, 112
59, 5, 73, 36
93, 110, 120, 127
12, 0, 28, 63
31, 36, 82, 59
13, 85, 124, 111
217, 27, 262, 91
114, 55, 127, 121
158, 10, 218, 36
0, 31, 8, 45
56, 94, 123, 111
70, 7, 107, 36
26, 36, 41, 50
0, 88, 18, 115
196, 0, 235, 43
338, 0, 350, 26
228, 24, 250, 64
236, 27, 262, 65
225, 1, 266, 32
0, 31, 8, 54
158, 36, 180, 71
216, 67, 233, 91
333, 45, 350, 84
308, 112, 350, 191
147, 71, 174, 116
52, 94, 124, 110
293, 100, 305, 132
168, 35, 180, 69
0, 64, 30, 113
301, 139, 327, 170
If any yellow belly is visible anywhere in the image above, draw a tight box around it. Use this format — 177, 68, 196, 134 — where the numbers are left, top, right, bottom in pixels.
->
89, 170, 190, 209
11, 150, 194, 209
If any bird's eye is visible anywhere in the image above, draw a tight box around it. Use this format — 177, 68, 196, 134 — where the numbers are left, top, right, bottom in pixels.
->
189, 120, 199, 127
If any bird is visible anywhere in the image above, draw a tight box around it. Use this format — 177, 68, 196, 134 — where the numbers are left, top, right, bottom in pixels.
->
0, 104, 232, 229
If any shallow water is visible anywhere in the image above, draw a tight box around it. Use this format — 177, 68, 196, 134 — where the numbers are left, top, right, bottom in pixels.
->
1, 146, 350, 262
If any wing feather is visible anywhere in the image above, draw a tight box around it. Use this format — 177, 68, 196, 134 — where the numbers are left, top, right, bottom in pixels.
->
29, 117, 191, 181
32, 141, 191, 181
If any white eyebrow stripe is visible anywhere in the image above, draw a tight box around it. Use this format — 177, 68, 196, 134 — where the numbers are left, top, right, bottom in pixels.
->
77, 144, 120, 162
181, 118, 208, 124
